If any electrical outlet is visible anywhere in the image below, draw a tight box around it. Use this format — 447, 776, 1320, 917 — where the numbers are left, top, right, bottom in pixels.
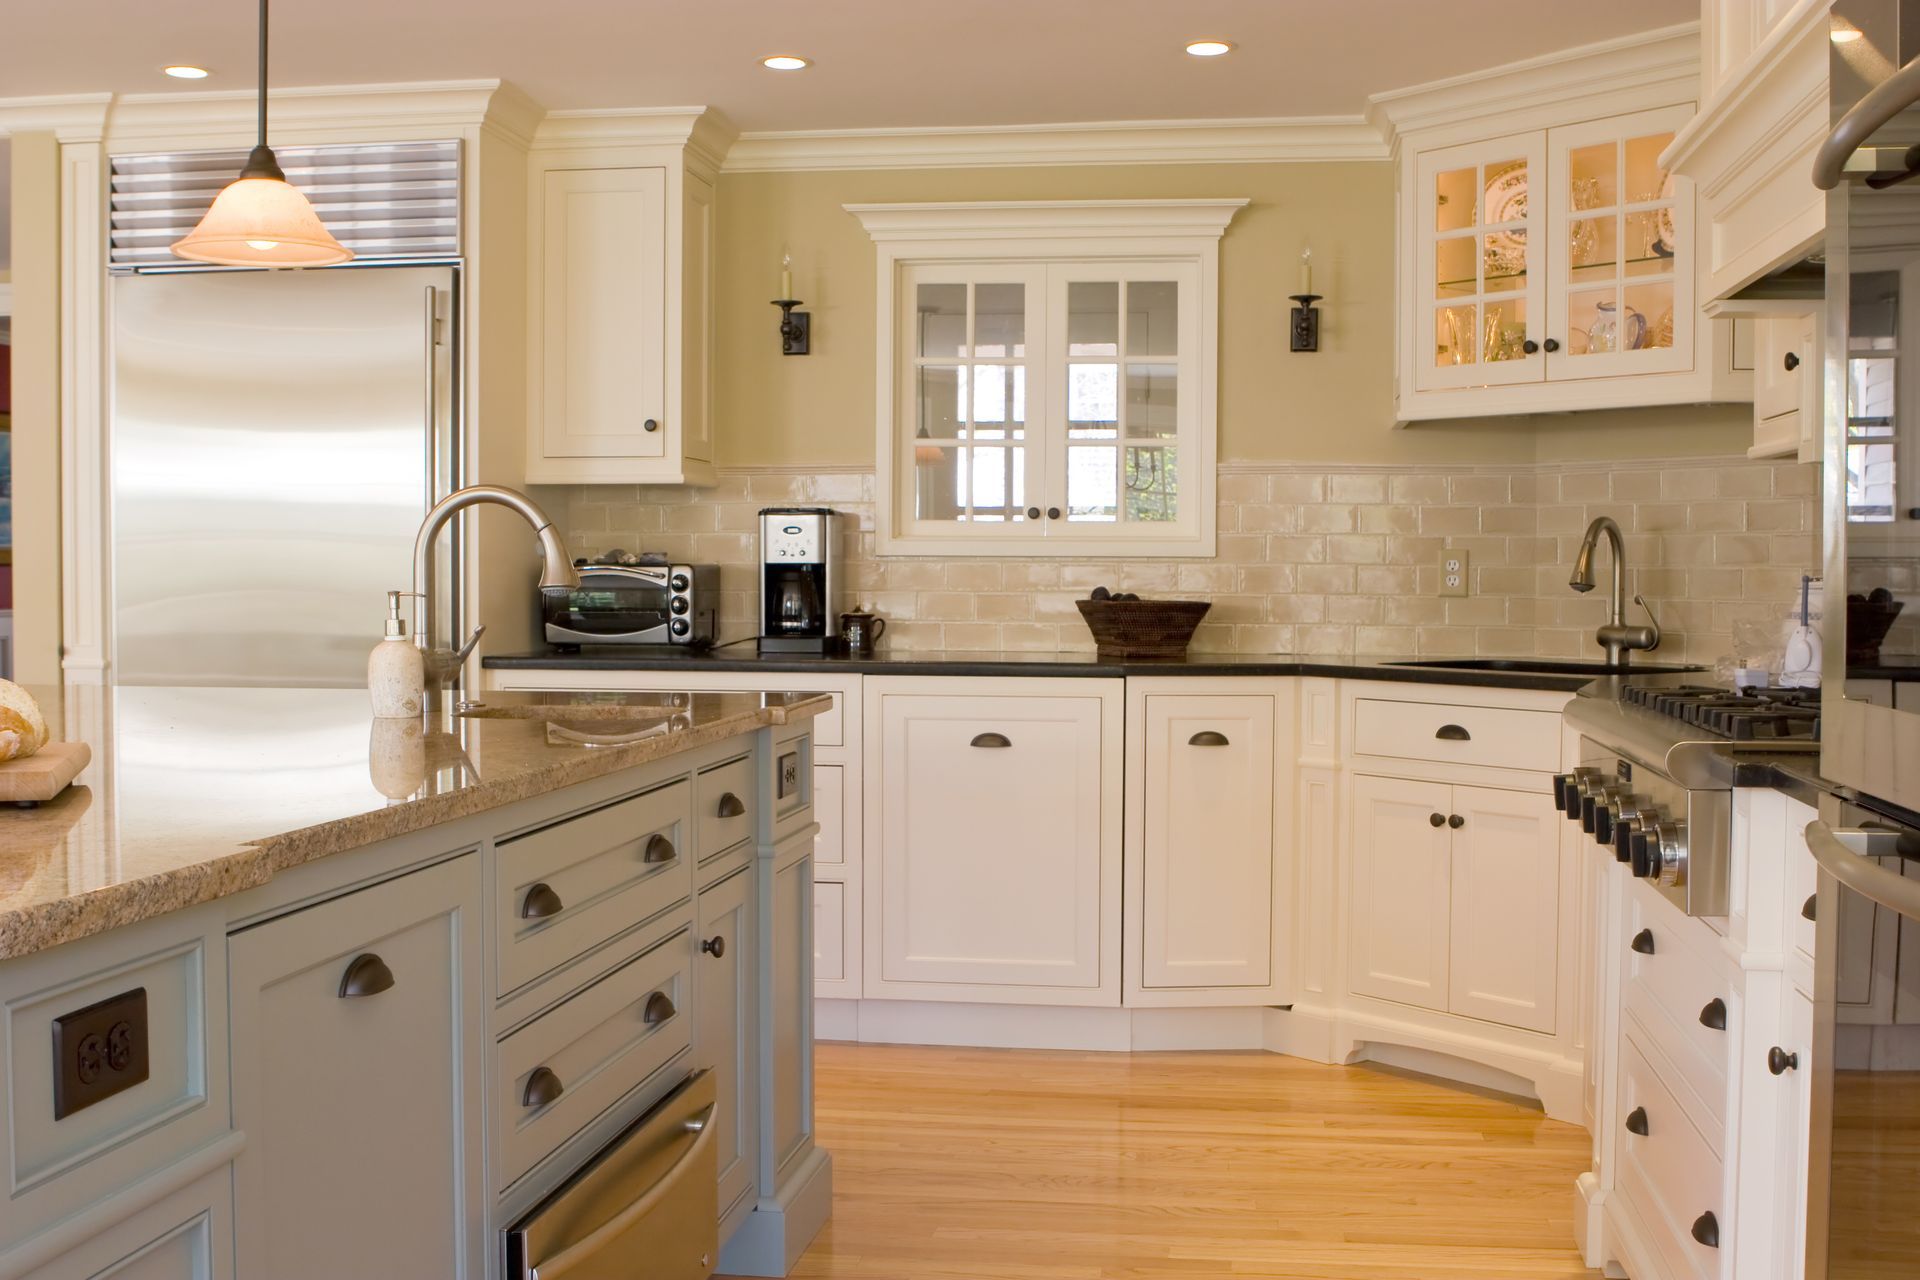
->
1440, 549, 1470, 597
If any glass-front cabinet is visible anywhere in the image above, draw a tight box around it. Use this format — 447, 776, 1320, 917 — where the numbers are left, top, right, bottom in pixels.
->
1398, 102, 1738, 420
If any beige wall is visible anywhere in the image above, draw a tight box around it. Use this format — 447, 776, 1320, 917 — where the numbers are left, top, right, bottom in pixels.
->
9, 133, 60, 685
713, 161, 1755, 471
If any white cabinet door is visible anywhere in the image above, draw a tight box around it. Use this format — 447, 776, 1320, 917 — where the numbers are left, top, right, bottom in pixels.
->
1752, 312, 1818, 460
767, 838, 814, 1180
228, 856, 482, 1280
21, 1167, 231, 1280
1136, 693, 1276, 992
1771, 987, 1815, 1280
871, 688, 1119, 1002
1413, 131, 1549, 393
534, 167, 667, 462
1348, 774, 1454, 1012
695, 864, 757, 1222
1447, 784, 1560, 1033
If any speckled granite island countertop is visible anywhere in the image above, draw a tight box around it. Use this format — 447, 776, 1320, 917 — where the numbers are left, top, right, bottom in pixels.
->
0, 685, 830, 961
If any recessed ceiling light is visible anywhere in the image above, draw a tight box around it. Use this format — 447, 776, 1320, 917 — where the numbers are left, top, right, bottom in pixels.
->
1185, 39, 1234, 57
761, 54, 810, 71
1831, 25, 1863, 43
163, 64, 211, 79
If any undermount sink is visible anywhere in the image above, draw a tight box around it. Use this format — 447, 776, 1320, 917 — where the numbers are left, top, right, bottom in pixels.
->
454, 701, 680, 721
1386, 659, 1705, 676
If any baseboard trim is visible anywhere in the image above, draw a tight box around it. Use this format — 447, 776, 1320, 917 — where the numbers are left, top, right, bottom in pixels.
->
717, 1146, 833, 1277
815, 999, 1269, 1051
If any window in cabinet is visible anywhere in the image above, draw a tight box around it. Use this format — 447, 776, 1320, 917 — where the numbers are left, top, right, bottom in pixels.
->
852, 200, 1242, 557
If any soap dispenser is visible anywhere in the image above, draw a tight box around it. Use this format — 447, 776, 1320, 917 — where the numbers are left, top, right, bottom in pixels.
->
369, 591, 426, 718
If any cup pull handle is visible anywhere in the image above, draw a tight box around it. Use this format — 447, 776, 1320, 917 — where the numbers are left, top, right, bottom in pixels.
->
338, 953, 395, 999
522, 1066, 564, 1108
1188, 731, 1230, 746
716, 792, 746, 818
1802, 894, 1817, 921
1625, 1106, 1649, 1136
521, 882, 564, 920
643, 991, 677, 1025
1435, 724, 1471, 741
1698, 997, 1727, 1031
1630, 928, 1656, 955
643, 834, 677, 864
971, 732, 1012, 749
1691, 1211, 1719, 1249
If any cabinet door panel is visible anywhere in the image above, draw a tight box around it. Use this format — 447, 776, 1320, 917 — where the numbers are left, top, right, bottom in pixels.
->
696, 866, 757, 1220
1447, 784, 1560, 1033
229, 856, 481, 1279
538, 167, 667, 460
876, 694, 1111, 992
1139, 694, 1275, 990
768, 842, 814, 1178
1348, 775, 1454, 1012
22, 1167, 231, 1280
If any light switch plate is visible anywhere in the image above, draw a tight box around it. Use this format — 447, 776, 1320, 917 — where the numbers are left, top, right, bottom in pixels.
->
1440, 549, 1470, 597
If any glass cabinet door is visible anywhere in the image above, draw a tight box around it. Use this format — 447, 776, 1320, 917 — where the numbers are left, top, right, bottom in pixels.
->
1543, 105, 1693, 380
898, 265, 1046, 535
1413, 132, 1548, 392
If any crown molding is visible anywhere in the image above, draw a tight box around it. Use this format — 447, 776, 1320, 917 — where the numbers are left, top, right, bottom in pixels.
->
1367, 22, 1701, 146
725, 116, 1386, 173
846, 198, 1249, 243
94, 80, 520, 151
530, 105, 739, 165
1662, 0, 1827, 180
0, 95, 111, 142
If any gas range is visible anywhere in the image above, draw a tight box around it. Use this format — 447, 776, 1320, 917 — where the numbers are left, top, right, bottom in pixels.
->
1561, 676, 1821, 917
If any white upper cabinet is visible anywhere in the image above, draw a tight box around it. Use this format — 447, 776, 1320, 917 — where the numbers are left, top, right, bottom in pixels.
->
850, 201, 1241, 557
526, 112, 730, 485
1379, 26, 1751, 420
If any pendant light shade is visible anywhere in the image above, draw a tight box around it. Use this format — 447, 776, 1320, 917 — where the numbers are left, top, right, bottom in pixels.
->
171, 1, 351, 268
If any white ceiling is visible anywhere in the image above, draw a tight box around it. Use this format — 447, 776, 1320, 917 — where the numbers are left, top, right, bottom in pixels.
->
1, 0, 1690, 132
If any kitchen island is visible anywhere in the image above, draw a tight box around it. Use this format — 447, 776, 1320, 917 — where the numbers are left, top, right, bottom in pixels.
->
0, 685, 829, 1280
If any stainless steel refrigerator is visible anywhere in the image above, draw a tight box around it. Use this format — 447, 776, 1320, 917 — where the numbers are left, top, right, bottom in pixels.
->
110, 264, 457, 687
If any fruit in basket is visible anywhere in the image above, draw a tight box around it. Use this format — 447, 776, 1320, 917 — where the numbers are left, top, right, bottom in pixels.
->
0, 680, 49, 763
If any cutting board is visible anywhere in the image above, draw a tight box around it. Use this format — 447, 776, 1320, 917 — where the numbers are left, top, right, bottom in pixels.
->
0, 742, 91, 806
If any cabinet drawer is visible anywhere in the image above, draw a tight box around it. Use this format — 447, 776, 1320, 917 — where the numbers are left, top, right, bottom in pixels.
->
1352, 698, 1560, 773
496, 783, 693, 996
696, 754, 754, 862
496, 928, 694, 1190
813, 764, 846, 866
814, 881, 846, 984
1621, 882, 1732, 1148
1617, 1033, 1728, 1280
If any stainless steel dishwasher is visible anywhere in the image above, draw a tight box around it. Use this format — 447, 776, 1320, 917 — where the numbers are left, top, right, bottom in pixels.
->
504, 1068, 718, 1279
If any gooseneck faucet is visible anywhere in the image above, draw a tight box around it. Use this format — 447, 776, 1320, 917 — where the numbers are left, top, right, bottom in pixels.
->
412, 484, 579, 708
1569, 515, 1661, 667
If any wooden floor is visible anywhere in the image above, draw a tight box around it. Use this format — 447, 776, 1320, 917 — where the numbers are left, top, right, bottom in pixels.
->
753, 1043, 1601, 1280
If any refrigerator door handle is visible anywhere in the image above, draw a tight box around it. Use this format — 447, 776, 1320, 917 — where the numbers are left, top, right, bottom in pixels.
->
423, 285, 440, 515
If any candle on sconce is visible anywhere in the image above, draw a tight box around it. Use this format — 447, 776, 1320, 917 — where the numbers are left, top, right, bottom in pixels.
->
1299, 245, 1313, 296
781, 252, 794, 300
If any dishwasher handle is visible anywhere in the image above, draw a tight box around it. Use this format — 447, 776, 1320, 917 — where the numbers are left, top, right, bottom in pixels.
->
535, 1100, 717, 1279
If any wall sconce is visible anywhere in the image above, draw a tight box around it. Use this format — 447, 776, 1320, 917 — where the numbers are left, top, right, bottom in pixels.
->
772, 251, 811, 355
1289, 245, 1321, 353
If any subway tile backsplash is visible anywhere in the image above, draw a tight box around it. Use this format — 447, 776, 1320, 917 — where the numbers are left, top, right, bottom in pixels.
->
544, 455, 1817, 666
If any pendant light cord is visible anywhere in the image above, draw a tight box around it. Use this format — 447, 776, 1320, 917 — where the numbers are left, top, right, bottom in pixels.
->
257, 0, 268, 150
238, 0, 286, 181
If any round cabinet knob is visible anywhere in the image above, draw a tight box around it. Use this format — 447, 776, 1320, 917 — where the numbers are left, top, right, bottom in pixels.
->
669, 573, 690, 591
702, 935, 726, 958
1429, 812, 1446, 828
522, 1066, 564, 1108
643, 418, 660, 433
1522, 338, 1540, 354
1691, 1211, 1720, 1249
1047, 507, 1062, 520
1025, 506, 1041, 520
1784, 351, 1801, 372
1543, 338, 1561, 353
1768, 1046, 1800, 1075
1448, 814, 1465, 830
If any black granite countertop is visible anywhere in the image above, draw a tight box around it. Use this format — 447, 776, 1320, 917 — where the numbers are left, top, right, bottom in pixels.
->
483, 646, 1705, 693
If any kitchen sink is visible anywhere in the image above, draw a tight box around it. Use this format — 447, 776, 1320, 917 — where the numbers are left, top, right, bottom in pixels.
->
1386, 659, 1705, 676
454, 701, 680, 720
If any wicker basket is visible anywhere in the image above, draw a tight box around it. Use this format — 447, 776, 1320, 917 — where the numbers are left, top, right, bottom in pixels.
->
1074, 598, 1211, 659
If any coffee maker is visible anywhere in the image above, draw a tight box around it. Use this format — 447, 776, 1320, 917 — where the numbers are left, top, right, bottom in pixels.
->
758, 508, 839, 653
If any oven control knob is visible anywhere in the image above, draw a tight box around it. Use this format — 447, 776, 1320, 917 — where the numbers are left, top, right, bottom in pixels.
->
670, 573, 690, 592
1613, 816, 1639, 864
1595, 803, 1617, 847
1653, 820, 1687, 886
1559, 769, 1597, 819
670, 618, 690, 636
1629, 824, 1658, 878
669, 596, 690, 615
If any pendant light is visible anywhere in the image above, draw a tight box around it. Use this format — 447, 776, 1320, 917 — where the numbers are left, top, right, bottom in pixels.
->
172, 0, 352, 267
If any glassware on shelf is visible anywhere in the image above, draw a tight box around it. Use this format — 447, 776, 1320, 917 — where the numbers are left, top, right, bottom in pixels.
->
1586, 299, 1646, 353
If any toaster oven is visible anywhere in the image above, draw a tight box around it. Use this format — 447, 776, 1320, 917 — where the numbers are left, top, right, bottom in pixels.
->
543, 564, 719, 648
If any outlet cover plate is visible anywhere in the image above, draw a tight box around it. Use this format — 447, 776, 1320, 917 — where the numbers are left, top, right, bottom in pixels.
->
1440, 550, 1470, 597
